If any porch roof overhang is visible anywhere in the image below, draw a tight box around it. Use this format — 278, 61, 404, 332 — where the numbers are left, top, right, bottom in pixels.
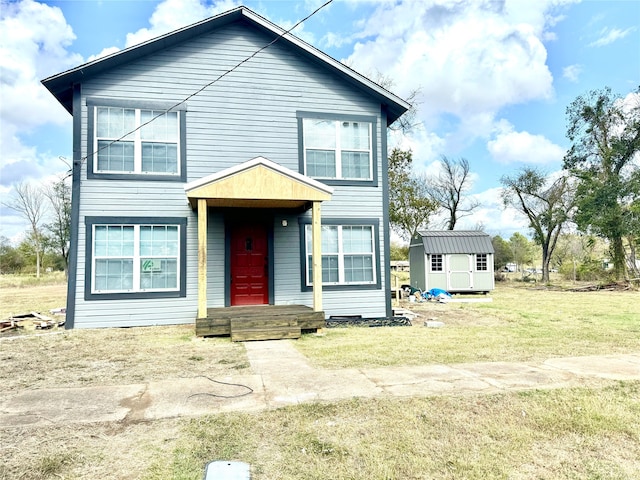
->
184, 156, 333, 209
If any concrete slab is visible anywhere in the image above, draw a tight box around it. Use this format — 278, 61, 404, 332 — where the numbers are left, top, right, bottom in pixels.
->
1, 341, 639, 429
363, 364, 497, 396
453, 361, 579, 390
0, 384, 144, 427
544, 354, 640, 380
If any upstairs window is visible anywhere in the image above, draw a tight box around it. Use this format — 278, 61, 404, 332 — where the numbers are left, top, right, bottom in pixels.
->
94, 107, 180, 175
431, 254, 443, 272
302, 118, 373, 181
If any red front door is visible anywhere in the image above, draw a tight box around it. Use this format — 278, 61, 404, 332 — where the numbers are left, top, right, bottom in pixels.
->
230, 223, 269, 306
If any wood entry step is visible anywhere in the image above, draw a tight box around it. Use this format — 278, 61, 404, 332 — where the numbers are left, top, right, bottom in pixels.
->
230, 316, 301, 342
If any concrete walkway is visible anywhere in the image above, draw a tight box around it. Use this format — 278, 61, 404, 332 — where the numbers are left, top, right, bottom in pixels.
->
1, 341, 639, 428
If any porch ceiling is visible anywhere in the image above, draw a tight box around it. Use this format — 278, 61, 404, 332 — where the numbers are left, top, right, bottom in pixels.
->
185, 156, 333, 209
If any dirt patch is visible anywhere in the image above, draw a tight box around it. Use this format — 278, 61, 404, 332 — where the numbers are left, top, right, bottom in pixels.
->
401, 300, 506, 327
0, 324, 249, 393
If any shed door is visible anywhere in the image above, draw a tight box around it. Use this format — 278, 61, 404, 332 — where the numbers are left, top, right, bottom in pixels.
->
230, 223, 269, 306
448, 254, 472, 290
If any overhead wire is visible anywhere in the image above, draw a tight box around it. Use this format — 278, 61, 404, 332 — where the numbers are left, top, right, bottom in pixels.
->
78, 0, 334, 168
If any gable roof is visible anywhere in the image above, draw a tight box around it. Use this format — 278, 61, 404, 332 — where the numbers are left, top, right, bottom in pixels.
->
41, 7, 410, 124
413, 230, 495, 254
184, 156, 333, 209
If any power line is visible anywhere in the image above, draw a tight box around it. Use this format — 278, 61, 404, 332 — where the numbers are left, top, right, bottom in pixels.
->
80, 0, 334, 167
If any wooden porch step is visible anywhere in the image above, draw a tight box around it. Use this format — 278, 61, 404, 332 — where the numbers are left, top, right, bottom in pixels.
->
196, 305, 325, 340
230, 316, 300, 342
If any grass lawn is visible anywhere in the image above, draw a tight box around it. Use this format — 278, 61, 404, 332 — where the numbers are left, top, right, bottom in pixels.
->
296, 285, 640, 367
1, 280, 639, 479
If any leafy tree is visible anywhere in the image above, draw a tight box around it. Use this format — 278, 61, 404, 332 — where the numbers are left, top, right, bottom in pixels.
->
0, 236, 25, 274
491, 235, 513, 271
2, 182, 47, 278
389, 242, 409, 261
509, 232, 534, 274
564, 86, 640, 280
43, 176, 72, 275
427, 156, 479, 230
388, 148, 438, 241
501, 168, 575, 282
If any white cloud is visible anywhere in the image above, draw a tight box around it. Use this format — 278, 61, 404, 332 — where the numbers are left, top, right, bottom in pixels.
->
460, 187, 529, 236
0, 0, 81, 239
389, 124, 446, 167
124, 0, 241, 48
589, 26, 636, 47
344, 0, 565, 118
335, 0, 578, 166
562, 64, 582, 83
487, 120, 565, 165
0, 0, 82, 131
86, 46, 121, 63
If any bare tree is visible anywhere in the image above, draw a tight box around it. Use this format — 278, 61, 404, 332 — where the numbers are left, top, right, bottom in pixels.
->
2, 182, 47, 277
427, 156, 479, 230
501, 169, 576, 282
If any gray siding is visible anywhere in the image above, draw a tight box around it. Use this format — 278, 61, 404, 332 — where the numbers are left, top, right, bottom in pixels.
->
72, 22, 390, 327
409, 241, 426, 291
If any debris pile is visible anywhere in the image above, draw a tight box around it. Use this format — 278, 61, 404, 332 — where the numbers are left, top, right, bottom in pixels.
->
1, 310, 66, 334
568, 281, 636, 292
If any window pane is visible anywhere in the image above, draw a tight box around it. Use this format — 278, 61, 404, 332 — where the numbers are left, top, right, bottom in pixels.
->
345, 255, 373, 282
340, 121, 369, 150
96, 107, 135, 139
141, 142, 178, 173
141, 110, 178, 142
97, 140, 134, 172
141, 226, 179, 256
95, 259, 133, 291
343, 226, 373, 253
321, 226, 338, 253
140, 258, 177, 289
322, 255, 339, 283
306, 150, 336, 177
341, 151, 371, 179
304, 119, 335, 149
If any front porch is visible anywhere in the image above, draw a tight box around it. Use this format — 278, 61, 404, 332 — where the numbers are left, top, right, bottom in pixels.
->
195, 305, 326, 341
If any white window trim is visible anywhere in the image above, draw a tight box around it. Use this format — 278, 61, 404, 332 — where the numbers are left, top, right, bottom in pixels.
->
93, 107, 181, 175
303, 119, 373, 181
91, 224, 181, 294
305, 225, 376, 286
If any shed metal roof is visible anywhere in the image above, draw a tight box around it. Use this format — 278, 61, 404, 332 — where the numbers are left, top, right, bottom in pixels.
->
41, 7, 410, 123
414, 230, 495, 254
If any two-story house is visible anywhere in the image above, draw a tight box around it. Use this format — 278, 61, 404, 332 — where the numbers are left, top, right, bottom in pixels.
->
42, 7, 409, 340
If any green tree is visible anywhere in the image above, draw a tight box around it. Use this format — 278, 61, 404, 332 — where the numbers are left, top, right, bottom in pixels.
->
388, 148, 438, 241
491, 235, 513, 271
0, 236, 25, 274
43, 176, 72, 275
564, 86, 640, 280
389, 242, 409, 261
427, 156, 479, 230
501, 168, 575, 282
509, 232, 534, 274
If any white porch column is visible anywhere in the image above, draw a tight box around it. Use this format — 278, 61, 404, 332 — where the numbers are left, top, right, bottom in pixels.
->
197, 198, 208, 319
311, 201, 323, 312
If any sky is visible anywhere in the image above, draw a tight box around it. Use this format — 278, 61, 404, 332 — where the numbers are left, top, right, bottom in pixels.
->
1, 0, 639, 244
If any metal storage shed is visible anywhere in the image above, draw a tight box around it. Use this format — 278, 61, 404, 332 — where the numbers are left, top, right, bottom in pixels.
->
409, 231, 495, 294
